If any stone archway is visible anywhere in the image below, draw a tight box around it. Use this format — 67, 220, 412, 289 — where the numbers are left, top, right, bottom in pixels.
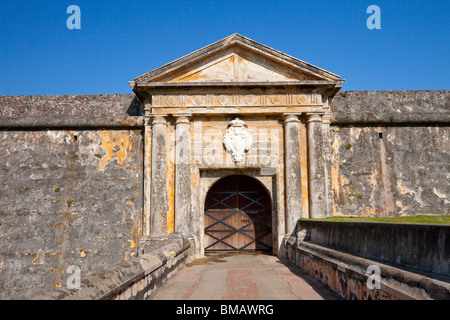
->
203, 175, 272, 253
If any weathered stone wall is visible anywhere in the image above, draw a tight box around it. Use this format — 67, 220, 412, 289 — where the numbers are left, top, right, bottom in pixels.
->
0, 94, 143, 128
331, 90, 449, 124
0, 90, 448, 299
0, 95, 144, 299
330, 90, 449, 217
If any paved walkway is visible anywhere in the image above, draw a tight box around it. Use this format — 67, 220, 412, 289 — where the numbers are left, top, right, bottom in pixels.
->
149, 253, 340, 300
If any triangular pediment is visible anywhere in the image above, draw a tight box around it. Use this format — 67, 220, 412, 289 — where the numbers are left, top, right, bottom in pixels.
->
134, 34, 342, 84
166, 52, 301, 83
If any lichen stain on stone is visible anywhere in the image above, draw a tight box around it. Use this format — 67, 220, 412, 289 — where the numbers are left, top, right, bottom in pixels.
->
166, 160, 175, 234
395, 200, 404, 215
331, 138, 345, 215
368, 175, 378, 186
397, 180, 413, 195
397, 180, 425, 206
97, 131, 135, 172
125, 200, 134, 207
54, 212, 71, 287
331, 162, 349, 214
356, 205, 382, 216
298, 122, 309, 218
130, 227, 138, 249
32, 250, 44, 265
433, 187, 449, 204
166, 127, 176, 234
433, 187, 447, 199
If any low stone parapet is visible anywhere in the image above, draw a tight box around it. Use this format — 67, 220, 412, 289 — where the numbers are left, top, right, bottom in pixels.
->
283, 220, 450, 300
295, 220, 449, 276
30, 232, 193, 300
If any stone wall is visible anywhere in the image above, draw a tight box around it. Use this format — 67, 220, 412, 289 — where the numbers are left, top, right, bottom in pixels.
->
0, 95, 144, 299
329, 90, 449, 217
0, 90, 448, 299
331, 90, 449, 124
0, 94, 143, 128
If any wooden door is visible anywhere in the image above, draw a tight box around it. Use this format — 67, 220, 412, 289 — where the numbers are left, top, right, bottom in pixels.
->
204, 175, 272, 252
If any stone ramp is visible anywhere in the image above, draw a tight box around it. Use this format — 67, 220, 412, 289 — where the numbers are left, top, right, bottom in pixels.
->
148, 252, 340, 300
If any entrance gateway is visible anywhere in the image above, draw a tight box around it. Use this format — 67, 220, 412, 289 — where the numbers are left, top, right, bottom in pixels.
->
130, 34, 344, 257
204, 175, 272, 252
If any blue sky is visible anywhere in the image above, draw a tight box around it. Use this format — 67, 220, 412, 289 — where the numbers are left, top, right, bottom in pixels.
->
1, 0, 449, 95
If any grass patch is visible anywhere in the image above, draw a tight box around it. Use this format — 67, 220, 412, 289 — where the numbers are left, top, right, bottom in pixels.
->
300, 215, 450, 225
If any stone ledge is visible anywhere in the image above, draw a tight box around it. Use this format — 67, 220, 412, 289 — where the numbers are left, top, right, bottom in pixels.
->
0, 94, 144, 129
331, 90, 450, 125
0, 115, 144, 129
295, 220, 450, 277
285, 238, 450, 300
30, 232, 191, 300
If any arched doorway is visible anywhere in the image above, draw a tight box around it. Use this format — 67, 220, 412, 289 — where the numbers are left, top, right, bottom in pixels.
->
204, 175, 272, 253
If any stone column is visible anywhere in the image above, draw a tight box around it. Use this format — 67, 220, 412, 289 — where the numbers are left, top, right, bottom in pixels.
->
174, 114, 192, 236
306, 113, 327, 218
150, 115, 168, 238
321, 113, 333, 217
283, 114, 302, 234
143, 114, 152, 236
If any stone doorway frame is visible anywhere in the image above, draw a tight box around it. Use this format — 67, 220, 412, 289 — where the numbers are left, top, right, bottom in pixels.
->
192, 168, 283, 257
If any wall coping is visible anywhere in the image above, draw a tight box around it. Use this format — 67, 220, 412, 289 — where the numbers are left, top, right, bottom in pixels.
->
0, 90, 448, 128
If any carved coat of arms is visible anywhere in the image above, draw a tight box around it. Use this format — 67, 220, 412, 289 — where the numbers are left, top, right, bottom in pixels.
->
223, 118, 253, 163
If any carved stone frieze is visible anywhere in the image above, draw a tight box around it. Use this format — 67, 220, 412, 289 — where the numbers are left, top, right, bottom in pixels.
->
151, 93, 316, 108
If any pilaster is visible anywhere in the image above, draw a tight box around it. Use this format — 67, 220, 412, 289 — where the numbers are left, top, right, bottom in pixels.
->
283, 113, 302, 234
306, 113, 327, 218
321, 113, 333, 217
174, 114, 192, 236
150, 115, 168, 237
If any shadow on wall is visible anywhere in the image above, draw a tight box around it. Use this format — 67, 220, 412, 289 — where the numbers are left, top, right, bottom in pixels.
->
126, 96, 144, 116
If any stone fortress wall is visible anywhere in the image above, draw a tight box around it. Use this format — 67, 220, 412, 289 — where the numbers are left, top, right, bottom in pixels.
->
0, 89, 448, 299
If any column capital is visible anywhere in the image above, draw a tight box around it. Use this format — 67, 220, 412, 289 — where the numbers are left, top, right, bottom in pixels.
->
150, 115, 168, 125
174, 114, 191, 125
306, 113, 323, 123
283, 113, 300, 123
